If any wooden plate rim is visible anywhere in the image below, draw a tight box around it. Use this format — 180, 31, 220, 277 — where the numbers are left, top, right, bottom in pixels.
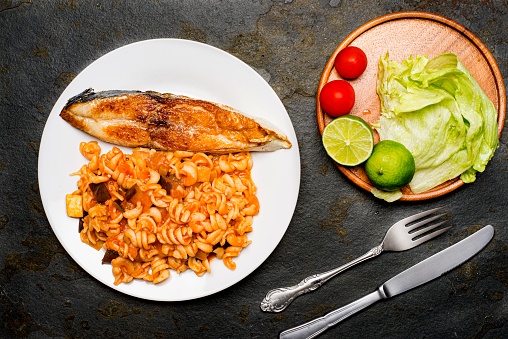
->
316, 11, 506, 201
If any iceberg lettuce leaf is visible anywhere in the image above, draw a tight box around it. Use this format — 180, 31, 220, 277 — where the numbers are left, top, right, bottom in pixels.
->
371, 188, 403, 202
376, 53, 498, 194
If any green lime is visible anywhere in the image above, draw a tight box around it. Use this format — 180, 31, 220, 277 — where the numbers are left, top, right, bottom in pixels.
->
365, 140, 416, 191
322, 115, 374, 166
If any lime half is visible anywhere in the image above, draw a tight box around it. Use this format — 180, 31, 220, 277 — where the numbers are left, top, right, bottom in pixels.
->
322, 115, 374, 166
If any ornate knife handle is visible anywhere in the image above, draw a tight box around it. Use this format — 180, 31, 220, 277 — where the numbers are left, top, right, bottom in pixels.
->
260, 245, 383, 313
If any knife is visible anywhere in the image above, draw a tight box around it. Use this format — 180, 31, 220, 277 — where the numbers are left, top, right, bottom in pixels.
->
279, 224, 494, 339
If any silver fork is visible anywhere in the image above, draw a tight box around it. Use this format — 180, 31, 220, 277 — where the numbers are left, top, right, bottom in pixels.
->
260, 207, 450, 313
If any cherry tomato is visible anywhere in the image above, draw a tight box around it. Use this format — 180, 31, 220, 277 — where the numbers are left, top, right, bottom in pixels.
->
334, 46, 367, 79
319, 80, 355, 117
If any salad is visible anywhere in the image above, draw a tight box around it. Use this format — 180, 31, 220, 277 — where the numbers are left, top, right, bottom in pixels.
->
373, 52, 499, 201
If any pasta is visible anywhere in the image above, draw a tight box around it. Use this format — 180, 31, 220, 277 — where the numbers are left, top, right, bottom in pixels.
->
67, 141, 259, 285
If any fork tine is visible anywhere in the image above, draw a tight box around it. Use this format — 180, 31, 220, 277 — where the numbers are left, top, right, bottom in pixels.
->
400, 207, 443, 225
410, 220, 447, 238
406, 213, 446, 231
411, 225, 452, 245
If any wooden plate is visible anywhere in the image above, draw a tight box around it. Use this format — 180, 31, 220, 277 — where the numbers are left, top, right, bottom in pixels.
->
316, 11, 506, 201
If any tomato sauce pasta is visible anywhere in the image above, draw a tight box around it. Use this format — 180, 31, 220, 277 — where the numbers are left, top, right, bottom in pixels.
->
66, 141, 259, 285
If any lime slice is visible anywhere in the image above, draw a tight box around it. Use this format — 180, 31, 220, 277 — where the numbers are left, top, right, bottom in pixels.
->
322, 115, 374, 166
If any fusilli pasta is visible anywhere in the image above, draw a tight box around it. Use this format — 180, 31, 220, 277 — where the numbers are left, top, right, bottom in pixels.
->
67, 141, 258, 285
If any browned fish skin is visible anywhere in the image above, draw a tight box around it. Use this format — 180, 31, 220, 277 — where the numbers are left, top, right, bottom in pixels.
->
60, 88, 292, 153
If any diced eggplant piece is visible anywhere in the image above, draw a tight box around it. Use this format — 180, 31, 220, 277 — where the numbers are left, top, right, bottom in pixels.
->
66, 194, 83, 217
101, 250, 119, 264
78, 212, 88, 233
125, 183, 140, 201
158, 175, 173, 192
78, 218, 84, 233
111, 200, 124, 213
89, 182, 110, 203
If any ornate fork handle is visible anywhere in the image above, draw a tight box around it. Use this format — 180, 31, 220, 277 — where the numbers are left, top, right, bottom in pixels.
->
260, 245, 383, 313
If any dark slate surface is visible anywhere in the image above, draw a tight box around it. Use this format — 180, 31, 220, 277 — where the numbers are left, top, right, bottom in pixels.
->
1, 1, 507, 338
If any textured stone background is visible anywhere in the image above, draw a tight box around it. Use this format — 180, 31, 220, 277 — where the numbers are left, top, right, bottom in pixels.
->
1, 0, 507, 338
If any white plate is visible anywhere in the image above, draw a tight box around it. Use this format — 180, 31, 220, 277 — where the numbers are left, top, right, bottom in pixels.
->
38, 39, 300, 301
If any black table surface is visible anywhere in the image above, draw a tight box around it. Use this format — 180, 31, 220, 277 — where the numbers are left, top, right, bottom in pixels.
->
1, 1, 507, 338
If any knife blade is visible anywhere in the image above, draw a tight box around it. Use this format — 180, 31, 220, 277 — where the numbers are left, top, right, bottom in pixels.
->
280, 225, 494, 339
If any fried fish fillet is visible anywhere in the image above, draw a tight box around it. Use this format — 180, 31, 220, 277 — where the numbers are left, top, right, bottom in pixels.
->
59, 88, 292, 153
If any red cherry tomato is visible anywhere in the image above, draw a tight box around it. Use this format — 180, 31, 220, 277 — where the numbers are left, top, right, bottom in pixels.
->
319, 80, 355, 117
334, 46, 367, 79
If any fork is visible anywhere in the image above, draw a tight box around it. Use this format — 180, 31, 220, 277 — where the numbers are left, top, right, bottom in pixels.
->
260, 207, 450, 313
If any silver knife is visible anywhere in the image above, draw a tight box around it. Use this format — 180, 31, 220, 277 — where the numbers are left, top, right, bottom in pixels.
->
279, 224, 494, 339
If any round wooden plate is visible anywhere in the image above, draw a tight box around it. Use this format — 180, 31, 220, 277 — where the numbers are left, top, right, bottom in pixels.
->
316, 11, 506, 201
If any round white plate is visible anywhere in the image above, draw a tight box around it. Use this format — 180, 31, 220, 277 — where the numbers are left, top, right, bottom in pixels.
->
38, 39, 300, 301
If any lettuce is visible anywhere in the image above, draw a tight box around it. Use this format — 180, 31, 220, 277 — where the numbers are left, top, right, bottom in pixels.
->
375, 53, 499, 195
